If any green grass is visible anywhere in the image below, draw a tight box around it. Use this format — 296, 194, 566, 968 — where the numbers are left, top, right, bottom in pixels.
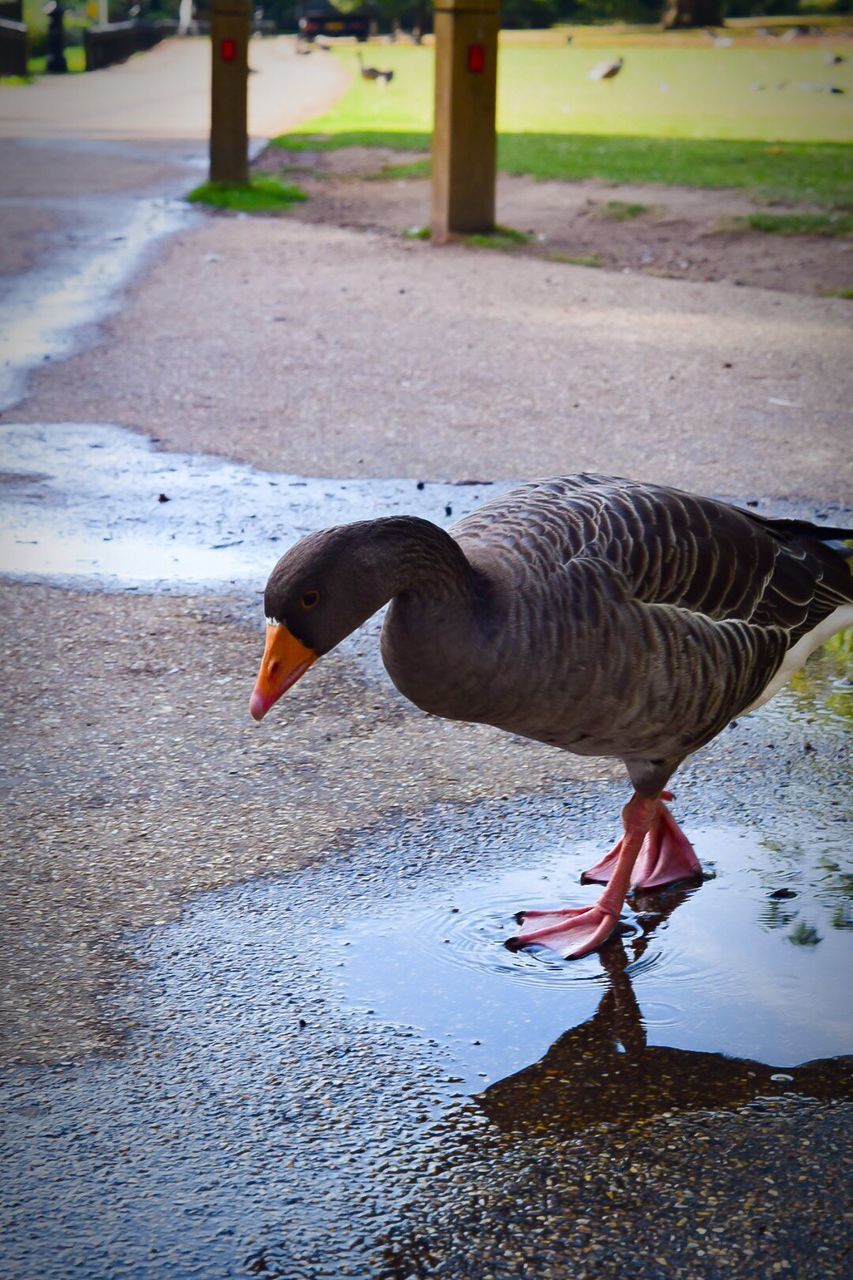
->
820, 287, 853, 299
546, 251, 604, 267
402, 225, 431, 240
368, 159, 432, 181
788, 921, 822, 947
2, 44, 86, 83
274, 40, 853, 206
603, 200, 650, 220
275, 133, 429, 154
736, 210, 853, 236
499, 135, 851, 206
186, 176, 308, 213
465, 226, 530, 250
499, 44, 852, 145
28, 45, 86, 75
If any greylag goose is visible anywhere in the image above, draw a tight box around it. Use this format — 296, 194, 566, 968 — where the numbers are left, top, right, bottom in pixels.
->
357, 52, 394, 84
250, 474, 853, 959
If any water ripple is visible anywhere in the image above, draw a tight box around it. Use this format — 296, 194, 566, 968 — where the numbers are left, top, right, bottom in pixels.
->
338, 825, 853, 1074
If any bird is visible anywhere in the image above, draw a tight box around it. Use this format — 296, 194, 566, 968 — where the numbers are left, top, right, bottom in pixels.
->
249, 474, 853, 961
357, 52, 394, 84
587, 57, 623, 81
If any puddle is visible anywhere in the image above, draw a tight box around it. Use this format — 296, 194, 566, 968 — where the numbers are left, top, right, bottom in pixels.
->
0, 197, 198, 410
334, 824, 852, 1108
0, 429, 849, 1279
0, 421, 505, 592
1, 420, 849, 604
2, 789, 851, 1280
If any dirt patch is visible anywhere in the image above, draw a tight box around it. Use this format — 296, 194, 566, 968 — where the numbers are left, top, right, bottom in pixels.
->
253, 144, 853, 297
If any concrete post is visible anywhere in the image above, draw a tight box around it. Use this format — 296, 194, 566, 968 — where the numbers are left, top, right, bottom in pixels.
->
431, 0, 500, 243
209, 0, 251, 185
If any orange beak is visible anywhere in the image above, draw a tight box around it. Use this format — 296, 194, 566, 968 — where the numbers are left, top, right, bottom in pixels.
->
249, 622, 317, 721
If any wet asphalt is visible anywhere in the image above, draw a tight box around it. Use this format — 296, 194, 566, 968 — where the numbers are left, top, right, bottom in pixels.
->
1, 36, 852, 1280
2, 663, 851, 1279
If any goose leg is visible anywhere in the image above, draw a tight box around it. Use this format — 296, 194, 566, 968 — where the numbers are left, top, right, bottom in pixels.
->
581, 791, 701, 889
508, 793, 679, 960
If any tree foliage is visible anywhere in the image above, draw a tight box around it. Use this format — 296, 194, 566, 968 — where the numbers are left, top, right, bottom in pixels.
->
129, 0, 853, 35
661, 0, 722, 28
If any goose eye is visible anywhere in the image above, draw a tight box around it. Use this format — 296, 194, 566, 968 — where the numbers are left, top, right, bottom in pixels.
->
301, 590, 320, 610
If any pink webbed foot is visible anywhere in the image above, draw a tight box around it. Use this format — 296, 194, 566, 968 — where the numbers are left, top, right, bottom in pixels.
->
508, 791, 702, 962
507, 904, 620, 960
581, 794, 701, 890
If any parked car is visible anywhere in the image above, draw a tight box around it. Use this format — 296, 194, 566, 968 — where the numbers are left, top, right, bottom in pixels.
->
298, 4, 369, 42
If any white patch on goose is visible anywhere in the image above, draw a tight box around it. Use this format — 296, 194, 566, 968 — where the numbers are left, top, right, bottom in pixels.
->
743, 605, 853, 714
265, 617, 281, 628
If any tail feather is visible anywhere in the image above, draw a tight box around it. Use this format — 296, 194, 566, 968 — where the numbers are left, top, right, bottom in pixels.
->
738, 508, 853, 546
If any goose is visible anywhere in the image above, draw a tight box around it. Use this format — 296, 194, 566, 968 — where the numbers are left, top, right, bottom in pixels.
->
588, 57, 623, 81
249, 474, 853, 960
357, 51, 394, 84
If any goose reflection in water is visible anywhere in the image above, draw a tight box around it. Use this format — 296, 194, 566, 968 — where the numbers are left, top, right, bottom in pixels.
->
481, 886, 853, 1133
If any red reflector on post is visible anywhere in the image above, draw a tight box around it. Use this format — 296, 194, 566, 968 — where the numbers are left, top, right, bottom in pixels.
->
220, 37, 237, 61
467, 43, 485, 74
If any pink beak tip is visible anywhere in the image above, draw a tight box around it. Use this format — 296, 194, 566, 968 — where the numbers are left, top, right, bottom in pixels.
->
249, 690, 269, 722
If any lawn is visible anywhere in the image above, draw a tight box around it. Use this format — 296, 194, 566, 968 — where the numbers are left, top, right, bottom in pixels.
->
1, 44, 86, 82
187, 177, 308, 212
275, 33, 853, 206
27, 45, 86, 75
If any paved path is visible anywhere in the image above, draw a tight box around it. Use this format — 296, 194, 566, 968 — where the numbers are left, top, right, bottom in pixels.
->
3, 37, 850, 502
0, 33, 347, 278
0, 35, 851, 1280
0, 35, 347, 402
0, 34, 347, 141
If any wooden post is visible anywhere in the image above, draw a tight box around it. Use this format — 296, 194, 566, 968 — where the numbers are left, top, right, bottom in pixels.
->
209, 0, 251, 185
431, 0, 500, 243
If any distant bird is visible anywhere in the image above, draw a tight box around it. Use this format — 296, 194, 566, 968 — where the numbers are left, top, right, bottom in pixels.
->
825, 52, 846, 65
588, 57, 623, 82
798, 82, 846, 94
357, 52, 394, 85
249, 474, 853, 961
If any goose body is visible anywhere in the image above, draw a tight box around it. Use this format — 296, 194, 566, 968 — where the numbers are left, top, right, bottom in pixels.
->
251, 474, 852, 958
588, 57, 624, 81
357, 52, 394, 84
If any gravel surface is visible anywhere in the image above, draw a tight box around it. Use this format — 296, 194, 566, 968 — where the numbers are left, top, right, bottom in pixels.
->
13, 211, 852, 503
0, 581, 620, 1067
379, 1098, 853, 1280
1, 37, 850, 1280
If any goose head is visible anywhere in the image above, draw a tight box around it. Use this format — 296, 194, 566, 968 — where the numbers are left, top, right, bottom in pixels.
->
249, 516, 465, 721
250, 522, 391, 720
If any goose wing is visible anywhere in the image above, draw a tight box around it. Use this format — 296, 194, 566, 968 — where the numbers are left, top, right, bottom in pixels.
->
454, 473, 852, 638
451, 476, 851, 788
